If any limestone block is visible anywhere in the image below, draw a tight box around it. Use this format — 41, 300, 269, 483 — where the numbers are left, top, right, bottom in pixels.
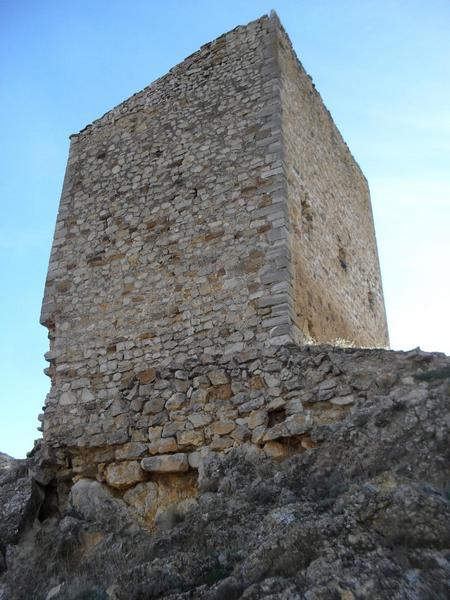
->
188, 413, 212, 428
264, 372, 281, 388
211, 420, 236, 435
207, 370, 229, 385
148, 426, 163, 441
59, 391, 77, 406
137, 368, 156, 384
162, 421, 183, 438
104, 461, 145, 489
285, 398, 303, 414
177, 430, 204, 447
210, 436, 234, 451
70, 478, 131, 523
247, 410, 268, 430
115, 443, 148, 460
208, 384, 232, 400
141, 453, 189, 473
251, 425, 266, 444
80, 388, 95, 403
191, 388, 209, 403
143, 397, 166, 414
331, 394, 355, 406
188, 451, 202, 469
262, 413, 313, 441
165, 392, 186, 411
174, 379, 190, 393
267, 397, 286, 411
148, 437, 178, 455
231, 424, 251, 442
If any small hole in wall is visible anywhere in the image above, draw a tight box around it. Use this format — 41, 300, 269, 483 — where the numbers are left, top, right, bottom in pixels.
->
96, 151, 107, 160
268, 408, 286, 428
38, 480, 60, 521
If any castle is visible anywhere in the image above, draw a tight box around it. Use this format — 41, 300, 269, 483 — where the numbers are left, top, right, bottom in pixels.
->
39, 13, 388, 515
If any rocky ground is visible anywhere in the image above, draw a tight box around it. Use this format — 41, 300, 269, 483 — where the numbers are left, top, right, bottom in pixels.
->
1, 346, 450, 599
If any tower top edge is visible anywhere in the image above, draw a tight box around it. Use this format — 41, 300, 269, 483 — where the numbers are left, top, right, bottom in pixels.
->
69, 12, 282, 140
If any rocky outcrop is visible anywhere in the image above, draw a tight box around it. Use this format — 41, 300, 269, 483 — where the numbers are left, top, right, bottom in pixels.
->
0, 453, 44, 575
1, 345, 449, 599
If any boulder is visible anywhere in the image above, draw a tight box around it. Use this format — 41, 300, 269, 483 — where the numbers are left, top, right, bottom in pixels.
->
69, 478, 131, 525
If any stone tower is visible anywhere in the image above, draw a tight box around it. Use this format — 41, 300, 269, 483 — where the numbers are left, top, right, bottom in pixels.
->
40, 13, 388, 451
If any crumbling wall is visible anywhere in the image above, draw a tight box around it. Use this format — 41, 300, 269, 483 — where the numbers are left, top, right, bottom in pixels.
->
42, 345, 450, 529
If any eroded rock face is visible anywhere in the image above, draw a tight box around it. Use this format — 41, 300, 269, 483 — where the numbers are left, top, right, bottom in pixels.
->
0, 455, 44, 552
1, 345, 449, 599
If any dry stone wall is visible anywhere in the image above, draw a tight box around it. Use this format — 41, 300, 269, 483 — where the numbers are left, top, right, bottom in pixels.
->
42, 344, 450, 528
40, 13, 389, 456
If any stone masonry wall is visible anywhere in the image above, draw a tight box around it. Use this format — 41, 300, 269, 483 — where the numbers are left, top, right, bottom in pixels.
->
40, 13, 388, 451
275, 17, 389, 347
41, 16, 292, 444
43, 345, 450, 528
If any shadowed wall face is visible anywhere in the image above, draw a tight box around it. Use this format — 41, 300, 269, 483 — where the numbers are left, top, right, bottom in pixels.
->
40, 14, 388, 448
276, 24, 388, 347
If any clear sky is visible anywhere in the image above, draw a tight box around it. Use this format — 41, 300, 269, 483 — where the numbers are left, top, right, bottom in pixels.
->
1, 0, 449, 458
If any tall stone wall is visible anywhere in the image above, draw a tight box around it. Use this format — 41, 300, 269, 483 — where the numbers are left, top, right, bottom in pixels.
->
275, 17, 388, 347
40, 13, 388, 450
41, 16, 290, 443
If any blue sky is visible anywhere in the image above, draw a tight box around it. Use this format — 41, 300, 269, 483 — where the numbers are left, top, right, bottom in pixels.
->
1, 0, 449, 457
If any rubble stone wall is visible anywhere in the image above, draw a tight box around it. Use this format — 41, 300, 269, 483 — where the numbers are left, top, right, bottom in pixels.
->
40, 13, 389, 451
41, 15, 291, 443
44, 345, 450, 528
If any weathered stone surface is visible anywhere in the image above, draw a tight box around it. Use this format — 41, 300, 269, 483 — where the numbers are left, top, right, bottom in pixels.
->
2, 340, 450, 599
136, 368, 156, 384
211, 420, 236, 435
104, 461, 145, 489
207, 370, 229, 386
330, 394, 355, 406
247, 410, 268, 430
263, 440, 290, 459
176, 430, 204, 448
262, 413, 313, 441
148, 437, 178, 455
115, 442, 148, 460
27, 440, 57, 485
0, 455, 44, 548
4, 12, 447, 598
141, 453, 189, 473
69, 478, 131, 523
210, 436, 234, 451
188, 413, 211, 428
122, 481, 158, 521
142, 397, 166, 415
40, 10, 388, 452
165, 393, 186, 411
